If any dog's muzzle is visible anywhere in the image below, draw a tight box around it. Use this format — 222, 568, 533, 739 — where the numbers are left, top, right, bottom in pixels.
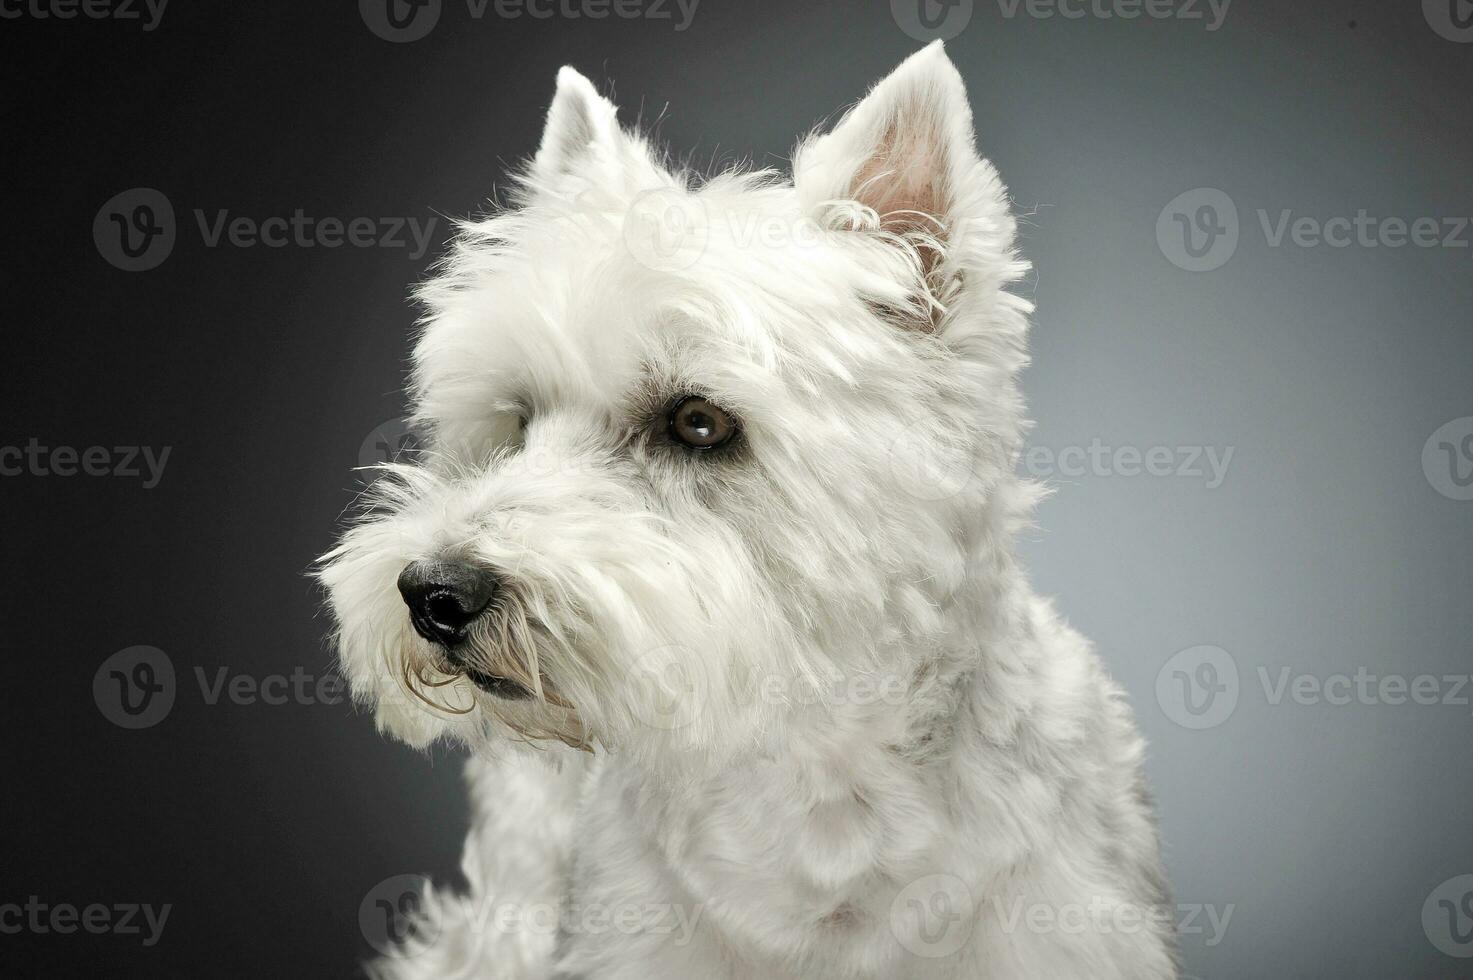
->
396, 559, 530, 699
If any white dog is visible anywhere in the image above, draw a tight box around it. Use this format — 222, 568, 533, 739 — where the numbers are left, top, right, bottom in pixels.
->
321, 42, 1177, 980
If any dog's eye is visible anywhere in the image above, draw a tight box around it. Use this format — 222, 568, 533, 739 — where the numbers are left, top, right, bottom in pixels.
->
668, 396, 736, 450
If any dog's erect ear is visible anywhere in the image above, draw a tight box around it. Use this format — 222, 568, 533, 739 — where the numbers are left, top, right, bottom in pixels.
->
794, 42, 1021, 322
526, 66, 668, 199
795, 42, 976, 234
532, 66, 622, 182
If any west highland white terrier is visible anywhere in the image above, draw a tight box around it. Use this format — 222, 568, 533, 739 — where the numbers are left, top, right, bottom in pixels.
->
321, 42, 1177, 980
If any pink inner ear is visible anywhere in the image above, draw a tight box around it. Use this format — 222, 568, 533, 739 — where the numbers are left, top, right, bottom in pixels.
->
848, 115, 952, 331
849, 113, 949, 236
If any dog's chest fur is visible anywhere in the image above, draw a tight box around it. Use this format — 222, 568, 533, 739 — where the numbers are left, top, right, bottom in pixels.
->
547, 597, 1174, 979
564, 736, 951, 977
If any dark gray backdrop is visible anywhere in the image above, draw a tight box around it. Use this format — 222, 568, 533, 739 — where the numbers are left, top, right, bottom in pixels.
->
4, 1, 1470, 977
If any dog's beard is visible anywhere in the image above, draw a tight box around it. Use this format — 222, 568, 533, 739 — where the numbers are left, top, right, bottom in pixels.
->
399, 589, 592, 751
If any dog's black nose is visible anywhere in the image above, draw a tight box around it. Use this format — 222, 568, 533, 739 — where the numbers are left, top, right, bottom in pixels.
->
396, 559, 498, 650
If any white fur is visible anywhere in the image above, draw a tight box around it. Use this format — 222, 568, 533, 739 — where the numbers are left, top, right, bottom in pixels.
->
322, 42, 1177, 979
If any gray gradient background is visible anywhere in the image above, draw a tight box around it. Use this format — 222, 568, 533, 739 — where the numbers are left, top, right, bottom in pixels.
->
4, 1, 1470, 977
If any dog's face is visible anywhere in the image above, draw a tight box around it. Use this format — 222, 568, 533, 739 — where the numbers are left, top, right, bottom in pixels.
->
320, 43, 1031, 763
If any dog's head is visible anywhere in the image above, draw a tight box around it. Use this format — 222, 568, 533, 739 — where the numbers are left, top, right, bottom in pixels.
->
319, 42, 1032, 765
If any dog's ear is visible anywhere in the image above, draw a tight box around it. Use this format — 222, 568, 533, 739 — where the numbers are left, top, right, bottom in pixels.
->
794, 42, 1022, 327
531, 66, 622, 183
526, 65, 671, 201
525, 66, 669, 199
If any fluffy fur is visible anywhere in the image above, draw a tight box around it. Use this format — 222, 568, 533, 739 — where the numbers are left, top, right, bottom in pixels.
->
320, 42, 1177, 979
